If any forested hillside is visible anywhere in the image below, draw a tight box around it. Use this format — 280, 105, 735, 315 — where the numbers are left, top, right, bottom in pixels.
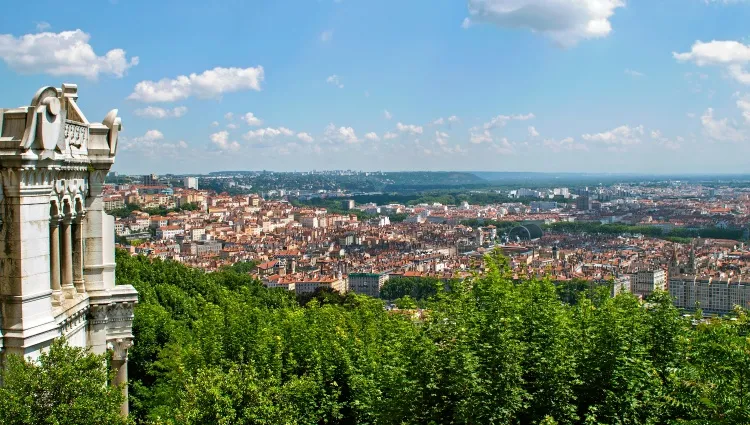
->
117, 250, 750, 424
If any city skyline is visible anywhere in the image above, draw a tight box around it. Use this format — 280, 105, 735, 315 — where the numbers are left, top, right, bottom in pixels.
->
2, 0, 750, 174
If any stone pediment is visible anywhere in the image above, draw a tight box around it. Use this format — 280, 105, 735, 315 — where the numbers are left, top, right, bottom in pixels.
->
0, 84, 120, 164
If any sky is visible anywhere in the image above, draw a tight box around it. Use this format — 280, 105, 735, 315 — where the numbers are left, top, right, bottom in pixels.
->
2, 0, 750, 175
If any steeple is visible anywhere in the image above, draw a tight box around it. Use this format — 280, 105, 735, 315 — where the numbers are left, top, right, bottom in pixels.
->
669, 243, 680, 277
688, 241, 696, 275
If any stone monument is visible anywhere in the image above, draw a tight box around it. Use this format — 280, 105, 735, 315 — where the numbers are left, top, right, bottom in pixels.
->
0, 84, 137, 415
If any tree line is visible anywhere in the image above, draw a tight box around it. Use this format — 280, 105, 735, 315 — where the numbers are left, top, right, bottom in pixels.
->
2, 250, 750, 424
547, 221, 745, 241
108, 202, 200, 218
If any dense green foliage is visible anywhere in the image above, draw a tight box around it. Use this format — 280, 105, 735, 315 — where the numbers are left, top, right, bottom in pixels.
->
460, 219, 521, 231
117, 250, 750, 424
291, 191, 533, 218
0, 339, 128, 425
379, 276, 443, 301
547, 221, 745, 241
109, 203, 200, 218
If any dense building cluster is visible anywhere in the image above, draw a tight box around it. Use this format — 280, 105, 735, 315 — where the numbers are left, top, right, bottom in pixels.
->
107, 177, 750, 313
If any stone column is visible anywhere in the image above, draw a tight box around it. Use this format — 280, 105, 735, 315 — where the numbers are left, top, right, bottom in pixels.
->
83, 170, 114, 293
49, 216, 62, 305
61, 214, 75, 298
109, 339, 133, 416
73, 216, 85, 293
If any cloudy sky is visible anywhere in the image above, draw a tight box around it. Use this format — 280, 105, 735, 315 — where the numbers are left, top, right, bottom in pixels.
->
2, 0, 750, 174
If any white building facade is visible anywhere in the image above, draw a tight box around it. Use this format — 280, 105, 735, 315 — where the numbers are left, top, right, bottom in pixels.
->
184, 176, 198, 190
631, 269, 666, 298
0, 85, 137, 415
669, 276, 750, 314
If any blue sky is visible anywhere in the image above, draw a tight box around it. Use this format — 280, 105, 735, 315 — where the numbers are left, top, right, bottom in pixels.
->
2, 0, 750, 175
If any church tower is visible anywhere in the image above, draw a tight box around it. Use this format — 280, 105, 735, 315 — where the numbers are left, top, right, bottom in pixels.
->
686, 242, 697, 276
668, 244, 681, 277
0, 85, 137, 415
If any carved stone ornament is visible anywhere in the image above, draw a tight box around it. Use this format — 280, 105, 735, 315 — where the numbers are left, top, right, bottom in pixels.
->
107, 338, 134, 361
102, 109, 121, 156
21, 86, 63, 152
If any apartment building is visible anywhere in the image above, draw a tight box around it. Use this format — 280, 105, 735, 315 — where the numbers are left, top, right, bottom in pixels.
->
630, 269, 666, 298
348, 272, 389, 298
669, 276, 750, 314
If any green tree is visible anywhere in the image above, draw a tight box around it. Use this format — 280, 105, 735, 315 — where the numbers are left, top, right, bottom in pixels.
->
0, 339, 128, 425
115, 248, 750, 424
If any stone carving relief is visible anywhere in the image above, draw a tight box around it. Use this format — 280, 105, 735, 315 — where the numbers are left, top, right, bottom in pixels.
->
102, 109, 121, 156
23, 86, 63, 153
60, 306, 89, 334
87, 302, 135, 327
107, 338, 133, 361
64, 121, 89, 149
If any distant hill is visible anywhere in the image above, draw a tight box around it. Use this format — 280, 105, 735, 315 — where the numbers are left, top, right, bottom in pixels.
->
384, 171, 485, 187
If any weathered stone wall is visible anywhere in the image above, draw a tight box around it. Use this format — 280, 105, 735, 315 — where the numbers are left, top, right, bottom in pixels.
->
0, 84, 137, 414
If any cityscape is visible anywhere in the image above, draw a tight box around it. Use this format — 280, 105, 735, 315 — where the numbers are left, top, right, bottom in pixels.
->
2, 0, 750, 424
107, 171, 750, 314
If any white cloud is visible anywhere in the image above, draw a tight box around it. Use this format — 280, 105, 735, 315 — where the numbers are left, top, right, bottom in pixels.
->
326, 74, 344, 88
431, 115, 460, 126
134, 106, 188, 119
674, 40, 750, 65
383, 131, 398, 140
120, 129, 190, 158
224, 112, 234, 121
492, 137, 514, 154
737, 95, 750, 122
244, 127, 295, 140
396, 122, 424, 135
365, 132, 380, 141
650, 130, 681, 150
35, 22, 51, 31
320, 29, 334, 42
123, 130, 164, 150
543, 137, 588, 152
140, 130, 164, 142
729, 65, 750, 84
242, 112, 263, 126
383, 110, 393, 120
528, 126, 540, 137
297, 132, 314, 143
624, 68, 644, 77
436, 131, 449, 146
325, 123, 359, 143
211, 121, 219, 127
227, 123, 238, 130
470, 129, 493, 144
674, 40, 750, 85
582, 124, 644, 145
128, 66, 264, 102
443, 144, 468, 155
465, 0, 625, 47
0, 29, 138, 79
700, 108, 746, 142
211, 130, 241, 151
482, 112, 535, 130
461, 17, 472, 29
